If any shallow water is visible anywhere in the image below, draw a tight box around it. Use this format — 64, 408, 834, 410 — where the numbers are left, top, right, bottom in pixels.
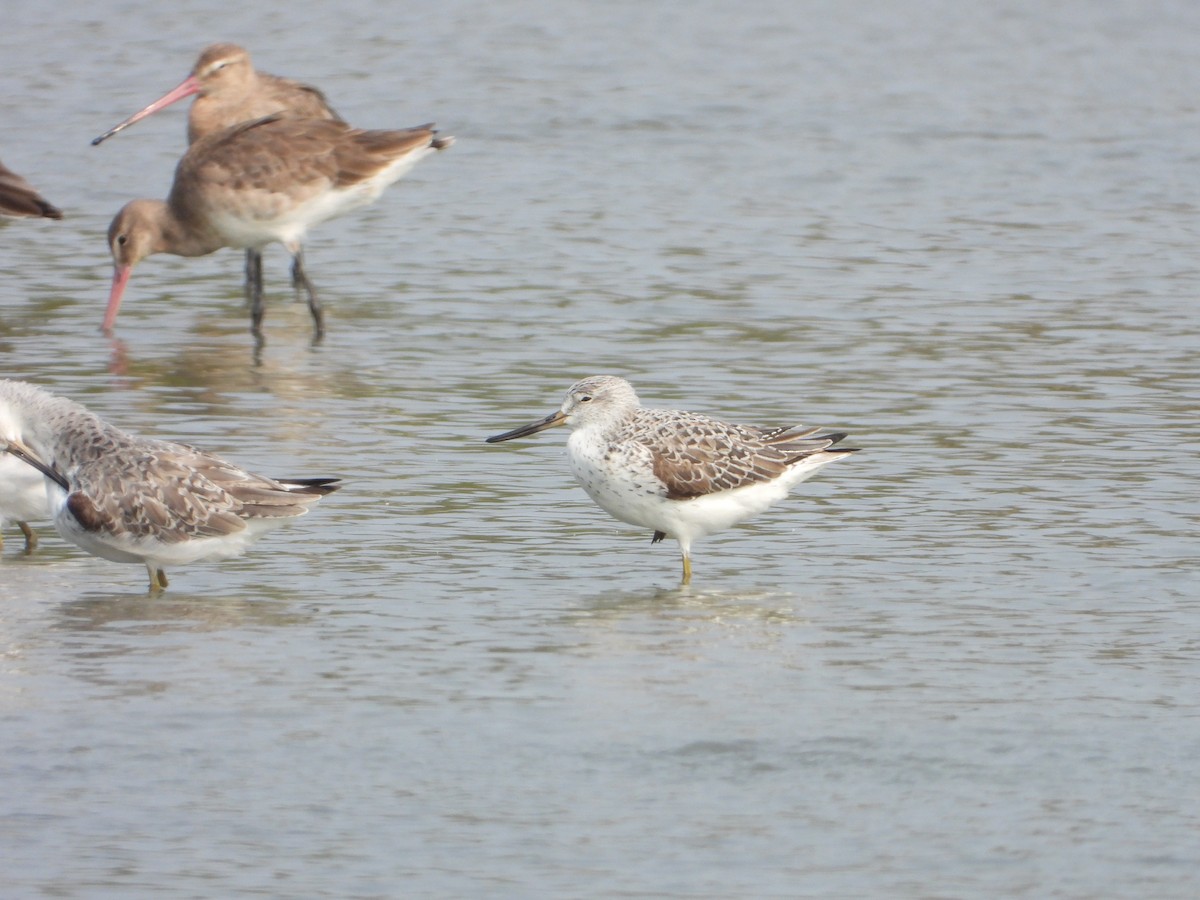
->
1, 0, 1198, 897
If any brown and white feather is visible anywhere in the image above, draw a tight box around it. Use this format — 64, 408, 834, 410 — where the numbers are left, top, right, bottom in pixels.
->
630, 410, 846, 499
185, 43, 343, 144
1, 379, 337, 546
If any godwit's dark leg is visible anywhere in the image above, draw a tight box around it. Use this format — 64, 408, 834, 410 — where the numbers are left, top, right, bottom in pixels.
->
248, 248, 266, 343
244, 249, 259, 304
290, 248, 324, 342
290, 250, 305, 302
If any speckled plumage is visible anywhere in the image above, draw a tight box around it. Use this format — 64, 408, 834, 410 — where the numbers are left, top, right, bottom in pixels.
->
0, 379, 340, 590
486, 376, 858, 584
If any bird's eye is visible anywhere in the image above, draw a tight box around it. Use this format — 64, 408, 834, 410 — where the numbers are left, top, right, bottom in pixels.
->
579, 394, 593, 402
116, 235, 127, 246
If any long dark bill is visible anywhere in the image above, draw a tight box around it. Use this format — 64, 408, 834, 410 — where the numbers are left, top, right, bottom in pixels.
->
4, 439, 69, 490
485, 410, 566, 443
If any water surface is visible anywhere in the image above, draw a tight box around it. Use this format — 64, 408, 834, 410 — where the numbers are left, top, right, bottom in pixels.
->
1, 1, 1198, 897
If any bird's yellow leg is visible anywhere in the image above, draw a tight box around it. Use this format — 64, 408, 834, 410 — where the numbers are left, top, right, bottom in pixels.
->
18, 521, 37, 554
681, 553, 692, 586
147, 565, 169, 593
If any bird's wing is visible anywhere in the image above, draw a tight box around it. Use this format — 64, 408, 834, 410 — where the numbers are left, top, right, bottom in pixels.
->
67, 439, 328, 544
642, 414, 842, 499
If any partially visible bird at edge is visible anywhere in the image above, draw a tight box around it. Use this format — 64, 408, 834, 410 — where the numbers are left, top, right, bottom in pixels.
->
0, 379, 341, 592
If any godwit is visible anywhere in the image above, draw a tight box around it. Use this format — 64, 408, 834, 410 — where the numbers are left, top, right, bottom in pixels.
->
104, 115, 452, 342
92, 43, 341, 147
0, 379, 341, 591
486, 376, 858, 585
0, 158, 63, 219
92, 43, 343, 307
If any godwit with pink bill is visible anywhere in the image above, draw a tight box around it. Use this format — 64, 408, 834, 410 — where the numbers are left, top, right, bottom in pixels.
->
0, 379, 341, 591
91, 43, 341, 147
92, 43, 344, 308
104, 114, 452, 342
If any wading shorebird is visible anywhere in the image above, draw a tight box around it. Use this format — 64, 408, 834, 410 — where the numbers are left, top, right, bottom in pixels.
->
91, 42, 341, 301
0, 379, 341, 591
104, 114, 452, 343
0, 158, 62, 554
486, 376, 857, 585
92, 42, 341, 147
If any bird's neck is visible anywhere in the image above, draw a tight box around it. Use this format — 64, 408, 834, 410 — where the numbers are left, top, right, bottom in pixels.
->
156, 198, 226, 258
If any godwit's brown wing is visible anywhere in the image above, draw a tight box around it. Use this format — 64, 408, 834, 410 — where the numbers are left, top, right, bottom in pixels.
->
104, 116, 452, 342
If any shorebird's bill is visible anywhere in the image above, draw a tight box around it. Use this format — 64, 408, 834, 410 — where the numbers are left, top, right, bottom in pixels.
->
486, 410, 567, 443
103, 264, 133, 333
2, 436, 69, 489
91, 76, 202, 146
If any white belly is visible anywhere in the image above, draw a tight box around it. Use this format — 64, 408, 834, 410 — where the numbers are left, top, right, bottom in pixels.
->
567, 432, 848, 548
52, 498, 283, 569
0, 455, 52, 523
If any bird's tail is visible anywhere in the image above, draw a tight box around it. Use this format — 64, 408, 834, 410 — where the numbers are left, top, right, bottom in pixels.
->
275, 477, 343, 496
